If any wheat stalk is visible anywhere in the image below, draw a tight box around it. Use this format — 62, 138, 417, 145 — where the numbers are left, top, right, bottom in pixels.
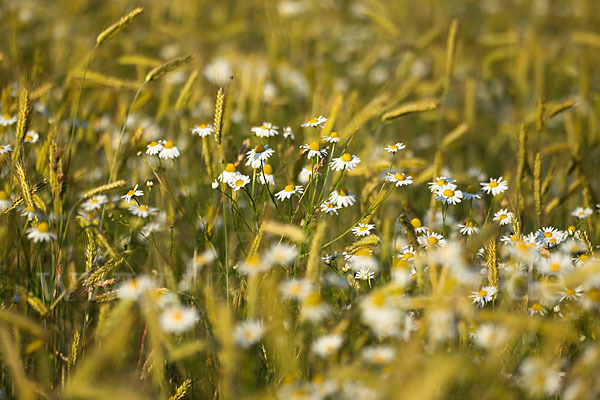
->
96, 7, 144, 46
145, 55, 192, 82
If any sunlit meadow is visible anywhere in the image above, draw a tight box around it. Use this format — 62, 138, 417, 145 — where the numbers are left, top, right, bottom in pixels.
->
1, 0, 600, 399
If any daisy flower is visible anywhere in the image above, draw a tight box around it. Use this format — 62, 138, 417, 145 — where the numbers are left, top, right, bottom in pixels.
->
258, 164, 275, 185
500, 234, 518, 245
540, 253, 571, 275
493, 208, 513, 225
26, 222, 56, 243
245, 144, 275, 169
129, 204, 158, 218
0, 144, 13, 154
158, 140, 180, 160
474, 324, 510, 349
0, 114, 16, 126
519, 357, 564, 397
458, 220, 479, 236
559, 286, 584, 302
237, 255, 270, 276
384, 142, 406, 153
435, 185, 463, 205
0, 191, 11, 210
311, 334, 343, 358
264, 243, 297, 267
298, 165, 315, 184
361, 345, 395, 365
191, 123, 215, 137
469, 286, 497, 307
329, 187, 355, 208
275, 184, 303, 201
122, 184, 144, 202
331, 153, 360, 171
400, 246, 416, 261
418, 231, 446, 248
283, 126, 295, 139
218, 163, 238, 184
146, 140, 164, 155
528, 302, 547, 316
301, 115, 327, 128
320, 201, 340, 215
355, 268, 375, 281
480, 177, 508, 196
117, 275, 156, 300
280, 278, 313, 301
571, 207, 593, 219
24, 131, 39, 143
160, 306, 199, 333
386, 171, 413, 187
301, 292, 331, 322
463, 184, 482, 200
228, 173, 251, 191
21, 205, 39, 220
352, 223, 375, 237
251, 122, 279, 137
81, 195, 108, 212
233, 320, 264, 348
535, 226, 566, 247
428, 176, 456, 193
300, 141, 327, 159
322, 131, 340, 143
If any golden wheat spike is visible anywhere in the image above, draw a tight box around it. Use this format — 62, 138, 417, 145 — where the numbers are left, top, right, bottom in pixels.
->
96, 7, 144, 46
169, 379, 192, 400
83, 180, 126, 199
145, 55, 192, 82
175, 70, 198, 111
381, 98, 439, 121
213, 87, 225, 143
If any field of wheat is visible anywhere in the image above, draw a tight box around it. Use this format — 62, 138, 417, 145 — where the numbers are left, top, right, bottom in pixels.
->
1, 0, 600, 398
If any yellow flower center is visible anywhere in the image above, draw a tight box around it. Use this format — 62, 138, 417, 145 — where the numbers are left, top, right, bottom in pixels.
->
138, 205, 148, 212
442, 188, 454, 197
149, 141, 158, 147
427, 236, 438, 245
199, 123, 207, 128
25, 206, 35, 212
466, 185, 478, 194
329, 131, 339, 138
372, 293, 385, 307
568, 225, 576, 232
127, 190, 135, 196
465, 220, 475, 228
543, 232, 552, 238
171, 311, 183, 322
3, 114, 11, 120
309, 118, 318, 124
326, 203, 334, 208
410, 218, 422, 228
389, 145, 397, 149
531, 303, 543, 311
489, 181, 499, 188
25, 135, 33, 141
579, 254, 589, 262
499, 214, 507, 220
341, 153, 352, 162
225, 163, 236, 173
284, 184, 295, 192
164, 141, 174, 149
308, 142, 319, 151
477, 290, 487, 298
263, 164, 273, 174
436, 179, 447, 186
403, 252, 414, 259
548, 238, 556, 243
235, 179, 245, 187
246, 255, 260, 268
0, 191, 8, 200
90, 199, 98, 204
37, 222, 50, 233
510, 235, 517, 242
394, 173, 405, 181
588, 288, 600, 302
549, 263, 560, 272
254, 144, 265, 153
359, 226, 368, 231
338, 187, 348, 196
261, 124, 268, 129
565, 288, 576, 296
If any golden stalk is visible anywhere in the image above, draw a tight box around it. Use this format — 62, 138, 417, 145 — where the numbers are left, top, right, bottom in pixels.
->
96, 7, 144, 46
